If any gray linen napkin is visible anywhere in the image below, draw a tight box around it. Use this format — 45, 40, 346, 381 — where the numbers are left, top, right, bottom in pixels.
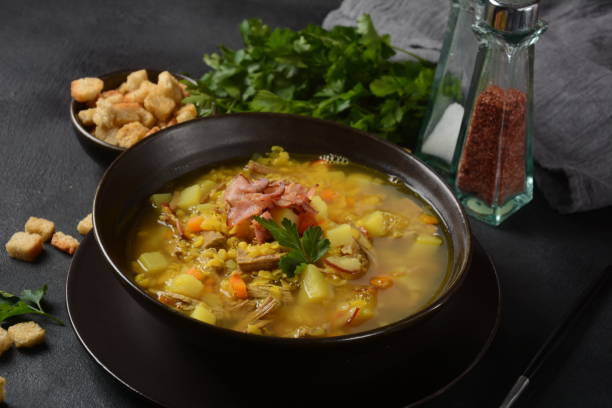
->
324, 0, 612, 214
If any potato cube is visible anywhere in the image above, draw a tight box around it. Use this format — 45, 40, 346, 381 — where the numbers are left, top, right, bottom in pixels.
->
144, 92, 176, 122
8, 321, 45, 348
191, 303, 216, 325
24, 216, 55, 242
70, 77, 104, 102
168, 274, 204, 298
358, 211, 387, 237
77, 108, 97, 126
5, 232, 43, 262
326, 224, 353, 248
0, 327, 13, 356
299, 264, 332, 304
137, 251, 168, 273
310, 195, 328, 219
51, 231, 80, 255
77, 213, 93, 235
176, 184, 202, 209
116, 122, 149, 148
157, 71, 184, 103
175, 103, 197, 124
125, 69, 148, 91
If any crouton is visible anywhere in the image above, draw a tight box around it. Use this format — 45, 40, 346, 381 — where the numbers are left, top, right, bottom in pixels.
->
116, 122, 149, 148
157, 71, 184, 103
93, 102, 115, 128
24, 216, 55, 242
144, 126, 160, 138
77, 108, 97, 126
51, 232, 79, 255
125, 69, 148, 92
8, 321, 45, 348
70, 77, 104, 102
0, 327, 13, 357
5, 232, 43, 262
159, 118, 177, 129
176, 103, 197, 124
94, 126, 118, 144
124, 81, 156, 104
77, 213, 93, 235
138, 108, 156, 127
112, 102, 144, 126
144, 92, 176, 122
97, 90, 124, 104
0, 376, 4, 404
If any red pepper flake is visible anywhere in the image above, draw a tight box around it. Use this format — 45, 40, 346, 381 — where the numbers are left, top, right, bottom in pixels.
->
456, 85, 527, 205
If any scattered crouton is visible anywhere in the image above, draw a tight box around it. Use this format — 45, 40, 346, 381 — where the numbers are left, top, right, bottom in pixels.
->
0, 376, 4, 404
124, 81, 156, 104
5, 232, 43, 262
8, 322, 45, 348
116, 122, 149, 148
70, 77, 104, 102
77, 108, 96, 126
24, 216, 55, 242
112, 102, 144, 126
0, 327, 13, 357
144, 92, 176, 122
138, 108, 156, 127
176, 103, 197, 124
125, 69, 148, 91
51, 232, 79, 255
77, 213, 93, 235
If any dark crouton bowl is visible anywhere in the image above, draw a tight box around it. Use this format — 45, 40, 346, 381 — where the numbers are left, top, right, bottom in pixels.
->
69, 68, 195, 163
92, 113, 472, 352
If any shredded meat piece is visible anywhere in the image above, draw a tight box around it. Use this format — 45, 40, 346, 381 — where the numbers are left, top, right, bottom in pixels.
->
156, 291, 198, 311
233, 296, 280, 332
237, 250, 282, 272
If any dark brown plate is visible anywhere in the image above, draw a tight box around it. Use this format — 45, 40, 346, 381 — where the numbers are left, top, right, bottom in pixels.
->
66, 235, 500, 408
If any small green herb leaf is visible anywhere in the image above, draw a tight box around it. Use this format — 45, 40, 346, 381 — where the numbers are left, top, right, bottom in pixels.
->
0, 286, 64, 326
254, 217, 330, 277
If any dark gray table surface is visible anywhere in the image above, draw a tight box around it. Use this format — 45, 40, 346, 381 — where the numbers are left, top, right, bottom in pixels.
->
1, 1, 611, 407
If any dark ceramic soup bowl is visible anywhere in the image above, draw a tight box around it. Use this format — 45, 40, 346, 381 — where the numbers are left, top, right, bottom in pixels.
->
69, 68, 195, 163
93, 113, 472, 351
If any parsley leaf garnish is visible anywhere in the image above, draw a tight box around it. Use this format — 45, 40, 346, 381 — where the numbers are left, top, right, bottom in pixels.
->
184, 14, 438, 147
254, 217, 330, 277
0, 285, 64, 325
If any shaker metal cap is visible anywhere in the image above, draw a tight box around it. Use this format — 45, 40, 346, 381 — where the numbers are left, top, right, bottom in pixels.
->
484, 0, 539, 32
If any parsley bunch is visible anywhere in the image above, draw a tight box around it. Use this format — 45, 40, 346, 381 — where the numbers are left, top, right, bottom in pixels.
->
254, 217, 330, 277
185, 14, 436, 146
0, 285, 64, 325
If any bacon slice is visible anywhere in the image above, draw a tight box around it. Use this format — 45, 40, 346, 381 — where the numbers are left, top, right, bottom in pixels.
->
252, 211, 273, 243
225, 175, 285, 227
274, 183, 316, 213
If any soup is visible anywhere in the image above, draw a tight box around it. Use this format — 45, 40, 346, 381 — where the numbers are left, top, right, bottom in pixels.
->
127, 147, 450, 337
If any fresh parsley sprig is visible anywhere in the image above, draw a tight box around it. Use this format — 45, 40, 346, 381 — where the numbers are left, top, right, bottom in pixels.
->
0, 285, 64, 325
185, 14, 438, 147
254, 217, 330, 277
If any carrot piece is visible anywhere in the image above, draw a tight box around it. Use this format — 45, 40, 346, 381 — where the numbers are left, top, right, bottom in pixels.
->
186, 267, 204, 281
370, 276, 393, 289
298, 211, 318, 234
311, 159, 328, 167
319, 188, 336, 202
419, 214, 439, 225
229, 273, 248, 299
185, 216, 204, 233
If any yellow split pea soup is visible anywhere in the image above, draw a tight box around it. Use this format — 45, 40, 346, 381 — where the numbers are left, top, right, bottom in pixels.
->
128, 147, 450, 337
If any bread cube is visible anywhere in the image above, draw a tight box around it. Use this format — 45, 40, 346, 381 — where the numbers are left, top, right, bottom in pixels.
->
157, 71, 184, 103
124, 81, 156, 104
125, 69, 148, 91
176, 103, 197, 124
24, 216, 55, 242
112, 102, 144, 126
138, 108, 156, 127
144, 91, 176, 122
5, 232, 43, 262
0, 376, 5, 404
77, 213, 93, 235
51, 231, 80, 255
116, 122, 149, 148
70, 77, 104, 102
159, 118, 177, 129
93, 126, 118, 144
77, 108, 97, 126
8, 321, 45, 348
97, 90, 124, 105
0, 327, 13, 357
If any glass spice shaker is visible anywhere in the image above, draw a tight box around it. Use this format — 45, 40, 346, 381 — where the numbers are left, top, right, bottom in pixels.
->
416, 0, 485, 175
453, 0, 547, 226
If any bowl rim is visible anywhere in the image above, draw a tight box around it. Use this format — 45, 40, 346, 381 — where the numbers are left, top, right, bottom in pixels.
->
69, 68, 197, 153
93, 112, 473, 346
